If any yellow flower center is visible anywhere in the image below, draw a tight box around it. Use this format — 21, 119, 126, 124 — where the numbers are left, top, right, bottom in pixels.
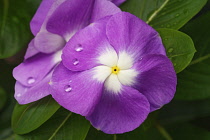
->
111, 66, 120, 74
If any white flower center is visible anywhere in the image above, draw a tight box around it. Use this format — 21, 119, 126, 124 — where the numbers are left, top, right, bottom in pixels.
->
93, 49, 138, 94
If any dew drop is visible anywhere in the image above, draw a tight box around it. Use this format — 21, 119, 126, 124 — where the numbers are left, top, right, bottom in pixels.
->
168, 48, 174, 53
75, 44, 83, 52
27, 77, 35, 84
16, 93, 21, 97
72, 59, 79, 65
64, 85, 72, 92
175, 13, 180, 17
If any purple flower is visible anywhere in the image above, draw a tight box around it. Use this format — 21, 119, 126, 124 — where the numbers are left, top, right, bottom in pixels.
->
13, 0, 122, 104
50, 12, 177, 134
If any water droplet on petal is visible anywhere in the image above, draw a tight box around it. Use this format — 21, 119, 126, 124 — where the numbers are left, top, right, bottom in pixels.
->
69, 80, 72, 83
168, 48, 174, 53
73, 59, 79, 65
16, 93, 21, 97
75, 44, 83, 52
64, 85, 72, 92
27, 77, 35, 84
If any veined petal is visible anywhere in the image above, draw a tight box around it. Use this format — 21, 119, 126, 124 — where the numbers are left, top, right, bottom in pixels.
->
62, 17, 115, 71
46, 0, 95, 41
132, 54, 177, 111
92, 66, 112, 82
34, 31, 66, 53
24, 39, 39, 59
118, 69, 138, 86
104, 74, 122, 94
117, 51, 135, 69
106, 12, 166, 64
86, 86, 150, 134
51, 63, 104, 116
30, 0, 55, 35
91, 0, 121, 22
14, 72, 53, 104
108, 0, 126, 6
13, 52, 61, 87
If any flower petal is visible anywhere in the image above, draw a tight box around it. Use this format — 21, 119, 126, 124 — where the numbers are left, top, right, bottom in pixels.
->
117, 69, 138, 86
24, 39, 39, 59
14, 73, 52, 104
62, 17, 117, 71
34, 31, 66, 53
46, 0, 95, 41
51, 63, 104, 116
13, 52, 61, 87
106, 12, 166, 63
108, 0, 126, 6
132, 54, 177, 111
30, 0, 55, 35
91, 0, 121, 22
86, 86, 150, 134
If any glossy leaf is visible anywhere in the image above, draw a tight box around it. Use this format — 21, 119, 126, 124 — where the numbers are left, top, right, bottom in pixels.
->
157, 28, 196, 73
166, 123, 210, 139
15, 108, 90, 140
158, 98, 210, 125
0, 0, 41, 58
120, 0, 207, 30
175, 12, 210, 100
12, 96, 60, 134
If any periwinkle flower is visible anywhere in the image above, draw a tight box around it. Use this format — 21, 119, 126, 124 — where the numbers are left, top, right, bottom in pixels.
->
51, 12, 177, 134
13, 0, 123, 104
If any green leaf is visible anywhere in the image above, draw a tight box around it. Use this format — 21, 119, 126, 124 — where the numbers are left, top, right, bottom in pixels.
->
15, 108, 90, 140
175, 12, 210, 100
0, 87, 7, 111
0, 0, 41, 58
165, 123, 210, 140
157, 28, 196, 73
12, 96, 60, 134
158, 98, 210, 125
120, 0, 207, 30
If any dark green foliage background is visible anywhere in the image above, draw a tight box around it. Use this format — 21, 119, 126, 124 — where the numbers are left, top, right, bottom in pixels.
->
1, 0, 210, 139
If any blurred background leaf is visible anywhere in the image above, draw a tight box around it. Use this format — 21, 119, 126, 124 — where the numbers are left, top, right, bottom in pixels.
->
121, 0, 207, 30
12, 96, 60, 134
175, 11, 210, 100
0, 0, 41, 59
0, 87, 7, 111
157, 28, 196, 73
15, 107, 90, 140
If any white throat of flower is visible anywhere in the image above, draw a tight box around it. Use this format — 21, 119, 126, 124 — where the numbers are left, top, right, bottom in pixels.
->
93, 48, 138, 94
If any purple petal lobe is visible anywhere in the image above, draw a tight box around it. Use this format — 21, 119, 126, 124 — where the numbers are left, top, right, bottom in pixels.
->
30, 0, 55, 35
13, 52, 60, 87
132, 54, 177, 111
62, 18, 113, 71
106, 12, 166, 62
24, 39, 39, 59
91, 0, 121, 22
86, 86, 150, 134
51, 63, 103, 116
34, 31, 66, 53
15, 73, 52, 104
46, 0, 95, 40
108, 0, 126, 6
